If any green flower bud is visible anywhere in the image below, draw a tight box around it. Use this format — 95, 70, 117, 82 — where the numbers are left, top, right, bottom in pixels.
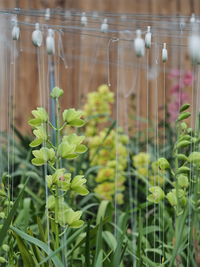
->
166, 191, 177, 206
28, 107, 48, 127
50, 87, 64, 98
71, 175, 89, 195
187, 128, 193, 134
188, 152, 200, 166
179, 103, 190, 112
147, 186, 165, 204
0, 212, 5, 219
180, 122, 187, 130
177, 174, 189, 188
177, 112, 191, 121
176, 166, 190, 174
2, 244, 9, 252
176, 154, 188, 162
176, 140, 191, 149
58, 208, 84, 228
178, 135, 191, 141
157, 157, 170, 170
0, 257, 6, 263
63, 109, 85, 127
32, 147, 55, 166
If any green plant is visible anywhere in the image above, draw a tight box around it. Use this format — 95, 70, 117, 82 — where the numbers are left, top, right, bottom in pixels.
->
28, 87, 89, 251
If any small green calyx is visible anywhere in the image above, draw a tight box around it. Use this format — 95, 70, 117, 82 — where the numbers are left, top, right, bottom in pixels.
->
50, 87, 64, 98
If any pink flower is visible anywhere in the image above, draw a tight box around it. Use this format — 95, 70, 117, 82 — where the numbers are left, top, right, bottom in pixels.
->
183, 71, 193, 86
169, 84, 180, 93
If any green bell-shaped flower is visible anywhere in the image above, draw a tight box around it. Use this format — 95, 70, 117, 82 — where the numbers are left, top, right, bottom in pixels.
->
177, 174, 189, 188
63, 108, 85, 127
32, 147, 55, 166
157, 157, 170, 170
71, 175, 89, 195
30, 126, 48, 147
46, 168, 71, 191
147, 186, 165, 204
58, 208, 84, 228
28, 107, 48, 127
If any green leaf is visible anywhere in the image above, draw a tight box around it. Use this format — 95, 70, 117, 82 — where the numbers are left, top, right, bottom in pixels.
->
96, 200, 111, 225
50, 87, 64, 98
94, 219, 103, 265
103, 231, 117, 251
11, 226, 64, 267
0, 178, 29, 247
12, 231, 35, 267
29, 138, 43, 147
94, 250, 103, 267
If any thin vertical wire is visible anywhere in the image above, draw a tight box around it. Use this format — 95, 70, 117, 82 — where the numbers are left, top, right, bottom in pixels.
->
145, 48, 149, 262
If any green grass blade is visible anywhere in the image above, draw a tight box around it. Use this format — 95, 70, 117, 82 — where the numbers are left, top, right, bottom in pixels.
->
11, 226, 64, 267
0, 178, 29, 247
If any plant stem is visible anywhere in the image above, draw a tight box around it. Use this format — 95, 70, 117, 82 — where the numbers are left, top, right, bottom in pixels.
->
54, 97, 61, 254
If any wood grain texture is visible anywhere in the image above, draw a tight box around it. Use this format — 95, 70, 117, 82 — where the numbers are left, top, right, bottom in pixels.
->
0, 0, 198, 132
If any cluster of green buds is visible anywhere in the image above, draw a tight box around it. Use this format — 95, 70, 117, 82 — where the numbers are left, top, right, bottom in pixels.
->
132, 153, 167, 186
28, 87, 89, 228
83, 84, 114, 136
147, 103, 200, 215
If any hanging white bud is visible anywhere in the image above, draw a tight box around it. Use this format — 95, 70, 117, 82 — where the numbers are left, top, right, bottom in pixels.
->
162, 43, 168, 63
134, 30, 145, 57
81, 12, 87, 26
46, 29, 55, 55
32, 23, 43, 47
145, 26, 152, 48
12, 19, 20, 40
101, 18, 108, 33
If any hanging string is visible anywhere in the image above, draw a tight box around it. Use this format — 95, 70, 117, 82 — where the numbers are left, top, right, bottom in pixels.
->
107, 37, 119, 87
